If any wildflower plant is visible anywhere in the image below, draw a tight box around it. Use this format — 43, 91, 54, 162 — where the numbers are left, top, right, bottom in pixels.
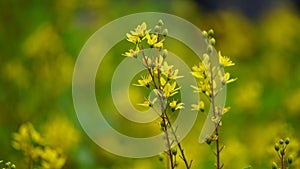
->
272, 137, 294, 169
123, 20, 191, 169
122, 18, 237, 169
11, 123, 66, 169
190, 29, 237, 169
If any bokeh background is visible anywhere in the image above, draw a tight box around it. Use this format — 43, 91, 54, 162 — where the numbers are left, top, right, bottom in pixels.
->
1, 0, 300, 168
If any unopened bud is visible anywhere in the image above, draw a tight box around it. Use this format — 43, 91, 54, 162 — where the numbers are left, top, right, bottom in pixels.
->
272, 162, 278, 169
172, 148, 177, 156
279, 139, 284, 145
210, 38, 216, 46
162, 49, 168, 58
5, 162, 11, 167
158, 19, 164, 26
288, 155, 293, 164
206, 137, 212, 145
162, 29, 168, 36
285, 137, 290, 145
208, 29, 214, 37
274, 143, 280, 151
202, 30, 208, 37
154, 25, 160, 32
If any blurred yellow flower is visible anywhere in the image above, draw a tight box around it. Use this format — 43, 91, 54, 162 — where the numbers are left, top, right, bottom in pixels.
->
12, 123, 43, 153
40, 147, 66, 169
42, 115, 81, 152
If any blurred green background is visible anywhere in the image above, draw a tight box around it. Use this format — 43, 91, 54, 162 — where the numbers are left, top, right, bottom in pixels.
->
1, 0, 300, 168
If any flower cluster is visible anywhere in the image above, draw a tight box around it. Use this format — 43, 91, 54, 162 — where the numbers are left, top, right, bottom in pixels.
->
272, 137, 293, 169
190, 29, 237, 169
191, 29, 237, 123
123, 20, 190, 169
12, 123, 66, 169
123, 20, 184, 112
0, 160, 16, 169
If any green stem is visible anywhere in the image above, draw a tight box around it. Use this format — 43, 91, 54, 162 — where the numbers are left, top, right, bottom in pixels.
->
215, 127, 221, 169
207, 42, 221, 169
164, 113, 192, 169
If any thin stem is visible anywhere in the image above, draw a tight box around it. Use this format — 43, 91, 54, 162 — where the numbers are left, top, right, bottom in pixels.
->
164, 113, 192, 169
140, 45, 158, 89
207, 44, 221, 169
160, 101, 174, 169
281, 154, 284, 169
215, 127, 220, 169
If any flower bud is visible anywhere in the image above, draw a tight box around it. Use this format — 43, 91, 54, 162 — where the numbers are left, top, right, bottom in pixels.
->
158, 19, 164, 26
158, 155, 164, 162
279, 139, 284, 145
162, 49, 168, 58
162, 29, 168, 36
172, 148, 177, 156
288, 155, 293, 164
154, 25, 160, 32
5, 162, 11, 167
272, 162, 278, 169
285, 137, 290, 145
274, 143, 280, 151
210, 38, 216, 46
208, 29, 214, 37
202, 30, 208, 37
11, 164, 16, 169
206, 137, 212, 145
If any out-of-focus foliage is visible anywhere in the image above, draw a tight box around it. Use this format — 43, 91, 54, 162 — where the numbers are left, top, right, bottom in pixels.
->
0, 0, 300, 168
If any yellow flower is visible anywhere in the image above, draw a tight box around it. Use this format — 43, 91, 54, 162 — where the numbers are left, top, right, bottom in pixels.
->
162, 62, 183, 80
12, 123, 43, 152
138, 97, 157, 107
222, 107, 231, 115
126, 33, 141, 44
191, 101, 205, 112
145, 33, 164, 48
126, 22, 150, 44
222, 72, 237, 84
169, 100, 184, 112
162, 61, 174, 71
163, 81, 180, 98
122, 46, 139, 58
218, 51, 235, 67
133, 75, 152, 87
191, 79, 212, 97
155, 55, 164, 67
130, 22, 148, 37
191, 62, 208, 79
40, 146, 66, 169
160, 76, 167, 86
